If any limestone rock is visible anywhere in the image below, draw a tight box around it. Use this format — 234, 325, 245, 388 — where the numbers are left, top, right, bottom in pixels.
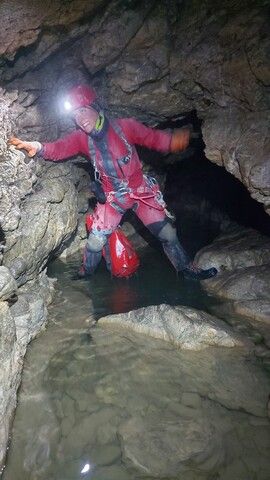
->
0, 301, 17, 468
0, 0, 268, 213
0, 266, 17, 301
194, 226, 270, 339
195, 226, 270, 272
204, 265, 270, 303
201, 265, 270, 334
81, 2, 154, 75
0, 0, 105, 58
0, 0, 269, 472
98, 304, 249, 351
0, 271, 52, 469
234, 300, 270, 325
3, 165, 78, 286
203, 110, 270, 212
1, 0, 269, 214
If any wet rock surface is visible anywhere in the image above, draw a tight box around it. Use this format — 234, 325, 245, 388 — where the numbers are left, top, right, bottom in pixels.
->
98, 303, 250, 351
2, 254, 270, 480
0, 267, 54, 468
3, 316, 270, 479
195, 227, 270, 347
0, 266, 17, 300
202, 265, 270, 347
195, 225, 270, 272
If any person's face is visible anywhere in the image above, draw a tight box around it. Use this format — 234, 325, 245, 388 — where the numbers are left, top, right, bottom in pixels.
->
73, 106, 99, 134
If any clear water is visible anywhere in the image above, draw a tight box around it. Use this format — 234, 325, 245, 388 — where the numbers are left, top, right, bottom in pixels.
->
58, 248, 214, 318
3, 249, 270, 480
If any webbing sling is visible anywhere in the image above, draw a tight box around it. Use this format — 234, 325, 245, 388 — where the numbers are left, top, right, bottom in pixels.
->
87, 119, 132, 183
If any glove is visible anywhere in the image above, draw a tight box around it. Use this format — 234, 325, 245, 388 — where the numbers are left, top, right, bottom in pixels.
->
8, 137, 42, 157
170, 128, 190, 153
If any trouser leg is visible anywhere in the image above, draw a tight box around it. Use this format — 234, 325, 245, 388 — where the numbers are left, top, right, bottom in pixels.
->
82, 201, 124, 275
133, 186, 217, 279
133, 186, 190, 272
147, 219, 191, 272
147, 219, 217, 279
83, 232, 107, 274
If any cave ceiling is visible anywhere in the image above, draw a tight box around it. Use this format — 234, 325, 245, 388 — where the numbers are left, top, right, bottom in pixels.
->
0, 0, 269, 213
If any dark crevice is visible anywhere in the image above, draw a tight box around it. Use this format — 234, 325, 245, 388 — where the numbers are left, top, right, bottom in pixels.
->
0, 225, 5, 253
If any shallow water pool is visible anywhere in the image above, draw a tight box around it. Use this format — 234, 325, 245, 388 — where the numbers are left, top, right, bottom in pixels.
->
3, 249, 270, 480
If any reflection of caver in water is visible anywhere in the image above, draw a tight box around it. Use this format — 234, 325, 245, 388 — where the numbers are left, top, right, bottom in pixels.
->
9, 84, 217, 281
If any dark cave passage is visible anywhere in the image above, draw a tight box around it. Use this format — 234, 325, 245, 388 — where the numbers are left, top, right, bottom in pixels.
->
137, 111, 270, 258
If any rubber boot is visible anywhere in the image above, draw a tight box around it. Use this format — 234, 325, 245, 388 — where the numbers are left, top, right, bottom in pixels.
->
182, 264, 217, 281
72, 247, 102, 280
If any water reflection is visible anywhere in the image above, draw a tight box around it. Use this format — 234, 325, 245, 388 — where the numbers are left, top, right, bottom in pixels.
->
57, 247, 212, 319
81, 463, 91, 474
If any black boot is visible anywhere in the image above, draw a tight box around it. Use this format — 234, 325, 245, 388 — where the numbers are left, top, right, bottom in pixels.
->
182, 265, 217, 281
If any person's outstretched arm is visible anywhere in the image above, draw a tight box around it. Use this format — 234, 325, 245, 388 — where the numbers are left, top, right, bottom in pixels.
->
8, 130, 88, 161
118, 118, 190, 154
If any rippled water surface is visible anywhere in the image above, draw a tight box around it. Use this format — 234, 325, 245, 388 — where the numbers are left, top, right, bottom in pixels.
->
3, 249, 270, 480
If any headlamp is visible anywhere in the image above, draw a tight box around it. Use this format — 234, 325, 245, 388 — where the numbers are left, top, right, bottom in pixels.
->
64, 100, 72, 112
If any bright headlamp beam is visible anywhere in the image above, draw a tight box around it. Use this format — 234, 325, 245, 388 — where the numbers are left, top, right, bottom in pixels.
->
64, 100, 72, 111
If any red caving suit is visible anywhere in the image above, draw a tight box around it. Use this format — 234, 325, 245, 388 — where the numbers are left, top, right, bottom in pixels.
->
42, 118, 173, 234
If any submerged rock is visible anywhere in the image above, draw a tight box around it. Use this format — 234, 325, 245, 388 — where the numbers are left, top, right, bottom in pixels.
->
119, 415, 224, 477
98, 303, 250, 351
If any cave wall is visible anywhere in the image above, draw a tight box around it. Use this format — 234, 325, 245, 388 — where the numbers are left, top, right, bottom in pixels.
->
0, 0, 269, 470
1, 0, 269, 208
0, 91, 87, 470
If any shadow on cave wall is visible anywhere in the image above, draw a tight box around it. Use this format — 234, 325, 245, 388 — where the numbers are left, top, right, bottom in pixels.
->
134, 111, 270, 258
0, 225, 5, 255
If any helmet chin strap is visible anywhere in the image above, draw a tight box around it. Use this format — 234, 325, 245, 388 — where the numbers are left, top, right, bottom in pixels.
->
90, 112, 108, 139
95, 112, 105, 132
